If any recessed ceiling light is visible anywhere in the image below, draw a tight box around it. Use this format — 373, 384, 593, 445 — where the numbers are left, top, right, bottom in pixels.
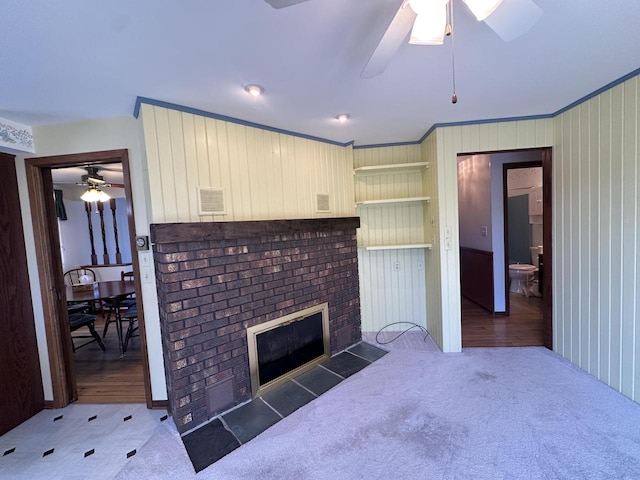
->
335, 113, 350, 122
244, 84, 264, 96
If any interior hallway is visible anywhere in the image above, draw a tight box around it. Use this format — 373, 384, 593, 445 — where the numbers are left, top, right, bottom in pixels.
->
462, 293, 545, 347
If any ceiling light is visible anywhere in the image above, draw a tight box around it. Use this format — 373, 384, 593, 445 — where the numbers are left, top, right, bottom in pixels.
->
409, 0, 448, 45
462, 0, 503, 21
244, 84, 264, 96
335, 113, 350, 122
81, 186, 110, 203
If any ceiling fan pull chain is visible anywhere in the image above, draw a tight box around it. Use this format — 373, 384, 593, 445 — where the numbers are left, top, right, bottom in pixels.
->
450, 0, 458, 104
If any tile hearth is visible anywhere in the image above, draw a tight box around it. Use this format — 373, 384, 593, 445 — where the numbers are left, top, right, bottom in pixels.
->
181, 342, 387, 473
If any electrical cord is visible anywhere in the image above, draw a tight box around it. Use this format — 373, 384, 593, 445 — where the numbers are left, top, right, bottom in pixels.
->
375, 322, 430, 345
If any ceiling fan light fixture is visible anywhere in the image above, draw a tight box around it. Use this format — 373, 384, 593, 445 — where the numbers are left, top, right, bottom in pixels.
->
409, 8, 447, 45
81, 186, 110, 203
244, 84, 264, 96
462, 0, 503, 21
408, 0, 448, 45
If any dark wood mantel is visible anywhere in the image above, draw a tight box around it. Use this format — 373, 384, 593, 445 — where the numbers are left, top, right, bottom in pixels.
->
150, 217, 360, 244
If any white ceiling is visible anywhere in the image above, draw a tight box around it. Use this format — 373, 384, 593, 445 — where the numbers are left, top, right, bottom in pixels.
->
2, 0, 640, 146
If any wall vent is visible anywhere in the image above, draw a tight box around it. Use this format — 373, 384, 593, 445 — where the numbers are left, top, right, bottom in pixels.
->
197, 187, 226, 215
316, 193, 330, 213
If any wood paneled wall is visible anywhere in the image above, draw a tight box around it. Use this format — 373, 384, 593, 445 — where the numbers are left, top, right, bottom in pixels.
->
460, 247, 494, 312
354, 145, 429, 333
421, 133, 443, 348
553, 76, 640, 402
358, 248, 427, 332
140, 104, 354, 223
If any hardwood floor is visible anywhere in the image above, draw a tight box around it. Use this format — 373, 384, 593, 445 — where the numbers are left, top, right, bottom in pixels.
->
462, 293, 545, 347
72, 315, 146, 404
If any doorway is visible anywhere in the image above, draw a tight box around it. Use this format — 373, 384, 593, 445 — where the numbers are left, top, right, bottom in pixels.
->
459, 147, 552, 348
25, 149, 153, 408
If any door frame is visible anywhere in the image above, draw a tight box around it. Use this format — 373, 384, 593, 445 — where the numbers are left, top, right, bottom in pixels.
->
458, 147, 552, 349
25, 149, 153, 408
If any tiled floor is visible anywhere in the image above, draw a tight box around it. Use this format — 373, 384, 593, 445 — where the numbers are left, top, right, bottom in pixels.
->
0, 403, 168, 479
181, 341, 388, 472
0, 341, 392, 478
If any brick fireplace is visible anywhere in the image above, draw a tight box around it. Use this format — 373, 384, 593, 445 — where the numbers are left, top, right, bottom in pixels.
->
150, 217, 361, 434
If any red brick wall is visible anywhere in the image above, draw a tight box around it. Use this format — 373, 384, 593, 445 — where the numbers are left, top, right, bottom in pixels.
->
151, 218, 361, 433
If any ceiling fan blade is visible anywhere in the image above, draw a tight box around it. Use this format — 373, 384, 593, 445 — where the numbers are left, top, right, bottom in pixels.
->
361, 1, 416, 79
264, 0, 311, 8
483, 0, 542, 42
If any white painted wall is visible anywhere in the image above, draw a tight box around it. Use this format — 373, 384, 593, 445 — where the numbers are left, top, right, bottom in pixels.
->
457, 154, 492, 252
15, 117, 167, 402
58, 195, 131, 275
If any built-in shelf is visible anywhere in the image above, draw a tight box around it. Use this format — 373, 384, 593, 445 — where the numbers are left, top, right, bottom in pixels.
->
354, 162, 430, 174
361, 243, 433, 251
355, 196, 431, 207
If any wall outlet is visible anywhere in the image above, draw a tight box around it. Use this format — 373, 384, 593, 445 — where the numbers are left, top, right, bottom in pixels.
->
393, 262, 400, 272
481, 226, 488, 237
417, 260, 424, 271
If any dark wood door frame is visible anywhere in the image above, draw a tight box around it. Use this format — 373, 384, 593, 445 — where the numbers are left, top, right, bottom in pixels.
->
458, 147, 552, 349
25, 149, 153, 408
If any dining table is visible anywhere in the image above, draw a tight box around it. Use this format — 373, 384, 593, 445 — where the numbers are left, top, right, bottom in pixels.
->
66, 280, 136, 356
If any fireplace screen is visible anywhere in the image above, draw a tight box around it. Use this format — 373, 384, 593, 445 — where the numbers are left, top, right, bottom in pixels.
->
247, 303, 329, 397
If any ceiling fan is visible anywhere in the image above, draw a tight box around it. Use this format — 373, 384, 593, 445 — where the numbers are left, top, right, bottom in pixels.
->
77, 166, 124, 189
264, 0, 542, 78
53, 166, 125, 189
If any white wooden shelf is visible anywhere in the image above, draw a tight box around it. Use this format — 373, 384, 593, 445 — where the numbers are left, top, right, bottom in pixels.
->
355, 196, 431, 207
360, 243, 433, 251
354, 162, 430, 175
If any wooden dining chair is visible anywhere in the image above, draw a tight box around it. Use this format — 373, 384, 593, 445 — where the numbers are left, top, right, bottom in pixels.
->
63, 268, 97, 314
63, 268, 96, 286
121, 305, 139, 353
102, 270, 136, 338
69, 313, 106, 352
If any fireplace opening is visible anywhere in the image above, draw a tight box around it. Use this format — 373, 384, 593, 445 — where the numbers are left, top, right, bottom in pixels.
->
247, 303, 329, 397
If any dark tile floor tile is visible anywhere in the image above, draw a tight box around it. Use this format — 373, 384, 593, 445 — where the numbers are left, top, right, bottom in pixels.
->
293, 365, 343, 396
260, 380, 316, 418
348, 342, 388, 362
182, 418, 240, 473
222, 398, 281, 444
321, 351, 371, 378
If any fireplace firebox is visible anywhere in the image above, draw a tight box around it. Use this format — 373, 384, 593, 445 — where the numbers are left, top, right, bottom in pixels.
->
248, 303, 329, 396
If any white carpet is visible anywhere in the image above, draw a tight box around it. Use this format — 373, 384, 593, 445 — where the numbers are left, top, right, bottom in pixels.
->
117, 334, 640, 479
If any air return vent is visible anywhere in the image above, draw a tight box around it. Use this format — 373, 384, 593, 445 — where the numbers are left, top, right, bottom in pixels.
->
316, 193, 330, 213
197, 187, 226, 215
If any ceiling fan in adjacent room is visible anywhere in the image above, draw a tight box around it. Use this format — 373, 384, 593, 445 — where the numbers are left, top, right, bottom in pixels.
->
76, 166, 124, 202
54, 165, 125, 202
264, 0, 542, 78
76, 166, 124, 189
